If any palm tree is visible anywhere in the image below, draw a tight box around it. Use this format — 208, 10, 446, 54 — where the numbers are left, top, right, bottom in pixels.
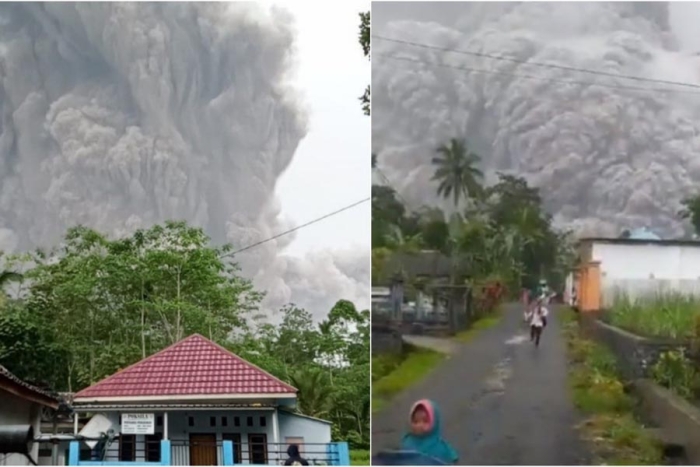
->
431, 138, 483, 208
287, 368, 332, 419
384, 225, 423, 253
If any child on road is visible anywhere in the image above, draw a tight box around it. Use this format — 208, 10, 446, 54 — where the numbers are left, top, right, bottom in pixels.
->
530, 299, 549, 346
401, 399, 458, 465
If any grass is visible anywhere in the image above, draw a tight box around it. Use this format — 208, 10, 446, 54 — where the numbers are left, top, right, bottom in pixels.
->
350, 449, 370, 465
372, 344, 445, 413
454, 312, 502, 342
563, 308, 664, 465
608, 291, 700, 339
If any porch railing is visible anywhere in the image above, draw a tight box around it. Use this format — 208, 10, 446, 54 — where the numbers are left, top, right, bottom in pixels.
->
68, 440, 171, 466
170, 440, 349, 466
68, 440, 350, 466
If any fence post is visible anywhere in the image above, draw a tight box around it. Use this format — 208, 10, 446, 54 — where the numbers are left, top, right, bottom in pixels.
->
336, 442, 350, 466
160, 439, 171, 466
326, 443, 339, 466
222, 440, 234, 465
68, 441, 80, 466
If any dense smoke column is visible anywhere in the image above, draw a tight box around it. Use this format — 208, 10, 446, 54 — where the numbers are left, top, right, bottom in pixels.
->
0, 3, 368, 316
372, 2, 700, 237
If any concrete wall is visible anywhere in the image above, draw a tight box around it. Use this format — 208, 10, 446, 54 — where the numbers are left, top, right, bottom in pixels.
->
0, 390, 41, 466
580, 315, 700, 463
634, 379, 700, 464
592, 242, 700, 306
91, 409, 330, 465
579, 313, 690, 379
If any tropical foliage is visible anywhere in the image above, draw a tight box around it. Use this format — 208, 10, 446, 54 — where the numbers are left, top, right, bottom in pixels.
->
372, 139, 575, 295
358, 11, 370, 116
0, 222, 370, 449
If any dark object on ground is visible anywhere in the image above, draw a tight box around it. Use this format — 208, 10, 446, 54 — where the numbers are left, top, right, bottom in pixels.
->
284, 444, 309, 466
372, 450, 447, 465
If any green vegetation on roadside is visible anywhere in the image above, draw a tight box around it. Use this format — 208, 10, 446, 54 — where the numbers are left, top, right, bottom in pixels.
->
608, 292, 700, 404
609, 292, 700, 339
454, 313, 502, 342
350, 449, 370, 466
372, 344, 445, 413
563, 309, 664, 465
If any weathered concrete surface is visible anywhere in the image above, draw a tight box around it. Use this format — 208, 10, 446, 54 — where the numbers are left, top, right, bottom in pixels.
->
581, 314, 690, 379
634, 378, 700, 464
372, 303, 589, 465
402, 334, 459, 355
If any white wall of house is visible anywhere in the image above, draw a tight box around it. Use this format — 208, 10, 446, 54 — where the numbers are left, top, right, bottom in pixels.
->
592, 242, 700, 306
278, 411, 332, 457
0, 390, 41, 466
87, 409, 331, 465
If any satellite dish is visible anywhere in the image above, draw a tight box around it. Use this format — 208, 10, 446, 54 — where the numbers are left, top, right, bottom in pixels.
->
0, 425, 33, 456
80, 414, 113, 450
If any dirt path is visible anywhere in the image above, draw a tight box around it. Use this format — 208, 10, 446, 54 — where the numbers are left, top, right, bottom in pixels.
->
371, 303, 589, 465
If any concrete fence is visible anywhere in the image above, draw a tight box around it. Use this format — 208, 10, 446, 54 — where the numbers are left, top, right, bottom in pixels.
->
601, 279, 700, 308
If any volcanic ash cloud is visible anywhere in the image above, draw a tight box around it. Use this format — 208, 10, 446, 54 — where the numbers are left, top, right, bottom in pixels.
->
0, 3, 368, 317
372, 2, 700, 238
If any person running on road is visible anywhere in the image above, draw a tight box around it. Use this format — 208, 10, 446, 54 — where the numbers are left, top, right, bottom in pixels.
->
401, 399, 458, 465
529, 299, 549, 346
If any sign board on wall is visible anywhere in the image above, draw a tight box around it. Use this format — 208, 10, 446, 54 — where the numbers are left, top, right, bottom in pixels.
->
121, 413, 155, 435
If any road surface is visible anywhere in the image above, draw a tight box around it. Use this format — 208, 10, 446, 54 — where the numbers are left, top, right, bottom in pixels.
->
372, 303, 589, 465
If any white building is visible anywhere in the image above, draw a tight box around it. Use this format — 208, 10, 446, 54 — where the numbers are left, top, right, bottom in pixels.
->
576, 236, 700, 307
0, 365, 60, 466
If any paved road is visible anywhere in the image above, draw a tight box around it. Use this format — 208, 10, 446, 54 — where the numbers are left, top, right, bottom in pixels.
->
372, 303, 589, 465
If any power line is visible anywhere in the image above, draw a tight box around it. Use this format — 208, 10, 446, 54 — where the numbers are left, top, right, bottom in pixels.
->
374, 165, 414, 213
222, 198, 370, 257
373, 35, 700, 91
375, 52, 700, 95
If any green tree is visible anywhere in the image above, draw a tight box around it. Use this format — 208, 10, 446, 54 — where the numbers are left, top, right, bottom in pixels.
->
679, 194, 700, 236
358, 11, 370, 116
17, 222, 261, 390
431, 138, 483, 207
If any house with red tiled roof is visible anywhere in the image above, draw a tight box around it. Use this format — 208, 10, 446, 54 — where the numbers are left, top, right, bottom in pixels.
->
66, 334, 349, 466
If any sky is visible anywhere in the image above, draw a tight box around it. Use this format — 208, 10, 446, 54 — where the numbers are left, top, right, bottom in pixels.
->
273, 1, 371, 256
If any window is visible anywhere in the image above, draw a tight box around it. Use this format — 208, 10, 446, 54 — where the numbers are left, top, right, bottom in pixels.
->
259, 416, 267, 427
221, 416, 228, 427
188, 416, 195, 427
157, 416, 163, 427
246, 416, 253, 427
146, 433, 163, 462
222, 433, 242, 464
210, 416, 216, 427
234, 416, 240, 427
119, 435, 136, 462
248, 434, 268, 465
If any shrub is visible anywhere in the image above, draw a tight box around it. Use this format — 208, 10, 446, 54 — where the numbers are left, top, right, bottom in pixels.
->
651, 349, 700, 400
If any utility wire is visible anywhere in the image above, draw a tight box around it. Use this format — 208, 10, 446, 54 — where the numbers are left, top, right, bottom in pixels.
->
376, 52, 700, 95
222, 198, 370, 257
373, 35, 700, 91
373, 164, 412, 210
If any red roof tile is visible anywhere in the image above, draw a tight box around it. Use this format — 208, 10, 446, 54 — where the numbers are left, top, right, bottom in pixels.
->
74, 334, 296, 399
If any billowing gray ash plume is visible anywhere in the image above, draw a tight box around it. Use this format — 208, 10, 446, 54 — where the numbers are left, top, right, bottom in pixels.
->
0, 2, 368, 317
372, 2, 700, 238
